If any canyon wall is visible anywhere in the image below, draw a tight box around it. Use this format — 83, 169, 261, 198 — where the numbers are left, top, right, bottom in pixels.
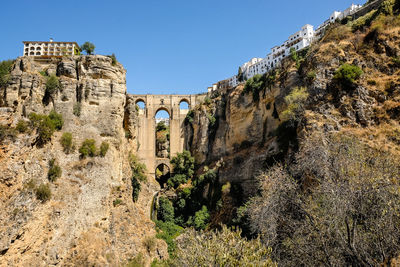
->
0, 56, 166, 266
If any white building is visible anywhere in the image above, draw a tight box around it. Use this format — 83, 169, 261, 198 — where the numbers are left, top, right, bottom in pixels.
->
23, 39, 79, 57
207, 3, 362, 92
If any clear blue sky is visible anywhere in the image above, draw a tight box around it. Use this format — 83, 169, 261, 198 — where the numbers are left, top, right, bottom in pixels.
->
1, 0, 365, 95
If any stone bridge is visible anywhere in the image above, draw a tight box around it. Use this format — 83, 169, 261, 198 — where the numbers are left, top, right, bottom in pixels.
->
129, 94, 206, 177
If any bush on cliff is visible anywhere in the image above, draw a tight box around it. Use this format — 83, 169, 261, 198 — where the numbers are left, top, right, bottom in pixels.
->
244, 74, 266, 101
334, 63, 363, 88
15, 120, 28, 133
131, 176, 141, 202
35, 183, 51, 202
243, 134, 400, 266
29, 111, 63, 146
165, 226, 275, 266
48, 159, 62, 182
60, 132, 74, 153
0, 60, 14, 89
129, 153, 147, 182
99, 141, 109, 157
280, 86, 309, 124
79, 139, 97, 158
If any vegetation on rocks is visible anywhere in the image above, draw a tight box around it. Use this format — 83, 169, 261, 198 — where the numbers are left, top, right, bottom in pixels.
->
35, 183, 51, 202
129, 153, 147, 202
79, 139, 97, 158
48, 158, 62, 182
239, 134, 400, 266
333, 63, 363, 88
81, 42, 95, 55
99, 141, 109, 157
0, 60, 14, 89
60, 132, 74, 153
164, 226, 276, 267
29, 111, 63, 146
15, 120, 28, 133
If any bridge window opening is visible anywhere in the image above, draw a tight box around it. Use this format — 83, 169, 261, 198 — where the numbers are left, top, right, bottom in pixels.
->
179, 100, 189, 110
155, 164, 170, 188
155, 109, 170, 159
135, 100, 146, 115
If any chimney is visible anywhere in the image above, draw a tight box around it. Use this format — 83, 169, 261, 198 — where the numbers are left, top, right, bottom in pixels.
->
50, 38, 54, 42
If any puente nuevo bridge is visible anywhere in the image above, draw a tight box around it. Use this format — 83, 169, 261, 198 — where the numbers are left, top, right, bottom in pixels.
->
129, 94, 206, 178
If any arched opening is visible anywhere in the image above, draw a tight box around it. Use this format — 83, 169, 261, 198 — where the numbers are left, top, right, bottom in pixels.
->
179, 99, 190, 110
155, 164, 170, 188
179, 99, 190, 115
155, 109, 170, 158
135, 99, 146, 115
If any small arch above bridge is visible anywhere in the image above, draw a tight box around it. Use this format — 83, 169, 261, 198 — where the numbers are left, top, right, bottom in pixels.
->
129, 94, 206, 176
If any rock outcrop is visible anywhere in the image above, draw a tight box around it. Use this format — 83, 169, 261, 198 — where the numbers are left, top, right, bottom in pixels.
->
0, 56, 166, 266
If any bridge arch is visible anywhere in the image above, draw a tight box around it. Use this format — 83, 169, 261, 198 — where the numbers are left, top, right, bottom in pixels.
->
129, 94, 206, 178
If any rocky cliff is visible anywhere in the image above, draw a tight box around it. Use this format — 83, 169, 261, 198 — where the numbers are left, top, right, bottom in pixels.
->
185, 12, 400, 207
0, 56, 166, 266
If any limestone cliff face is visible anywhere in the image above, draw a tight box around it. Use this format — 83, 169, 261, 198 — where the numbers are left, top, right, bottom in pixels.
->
0, 56, 166, 266
186, 21, 400, 201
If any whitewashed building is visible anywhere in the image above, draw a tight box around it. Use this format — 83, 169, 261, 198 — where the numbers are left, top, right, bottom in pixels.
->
23, 39, 79, 57
208, 3, 362, 92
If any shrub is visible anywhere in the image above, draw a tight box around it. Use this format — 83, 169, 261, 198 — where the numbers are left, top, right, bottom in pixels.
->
143, 236, 157, 253
48, 110, 63, 130
109, 53, 117, 66
204, 96, 211, 105
245, 135, 400, 266
60, 132, 73, 153
185, 110, 194, 124
156, 121, 167, 132
157, 197, 175, 223
126, 253, 145, 267
367, 79, 377, 86
48, 159, 62, 182
99, 141, 109, 157
15, 120, 28, 133
379, 0, 395, 15
392, 57, 400, 67
333, 63, 363, 88
155, 220, 183, 255
45, 74, 60, 95
113, 198, 122, 207
35, 183, 51, 202
131, 176, 141, 202
167, 226, 275, 266
206, 113, 216, 126
244, 74, 266, 101
79, 139, 96, 158
73, 103, 81, 117
129, 153, 147, 182
306, 70, 316, 81
0, 60, 14, 89
36, 116, 56, 146
281, 87, 309, 123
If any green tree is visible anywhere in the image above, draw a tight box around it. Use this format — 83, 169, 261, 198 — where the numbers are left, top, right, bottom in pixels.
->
188, 205, 210, 230
157, 197, 175, 223
79, 139, 96, 158
0, 60, 14, 89
170, 150, 194, 178
129, 153, 147, 182
237, 66, 244, 82
81, 42, 95, 55
48, 110, 63, 130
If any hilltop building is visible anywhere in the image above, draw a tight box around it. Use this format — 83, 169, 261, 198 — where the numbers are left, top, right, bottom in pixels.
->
23, 39, 79, 57
209, 3, 363, 92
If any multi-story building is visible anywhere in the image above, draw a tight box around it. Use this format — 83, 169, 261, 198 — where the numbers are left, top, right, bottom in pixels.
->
208, 3, 362, 92
23, 39, 79, 57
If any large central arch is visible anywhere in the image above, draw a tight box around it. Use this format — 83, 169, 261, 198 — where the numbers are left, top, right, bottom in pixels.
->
129, 94, 206, 176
